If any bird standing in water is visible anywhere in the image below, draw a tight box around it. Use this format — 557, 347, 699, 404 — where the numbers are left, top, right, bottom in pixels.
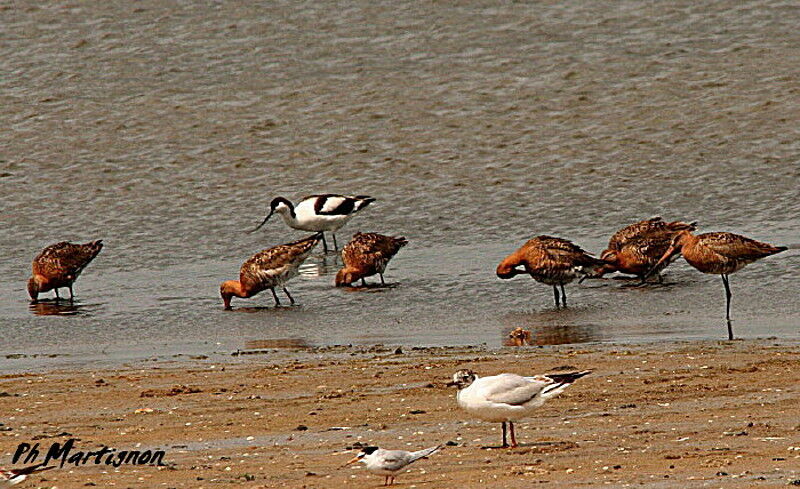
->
27, 240, 103, 303
220, 234, 321, 309
335, 232, 407, 287
251, 194, 375, 252
496, 236, 605, 307
449, 369, 591, 448
342, 445, 441, 486
649, 230, 787, 339
597, 217, 697, 283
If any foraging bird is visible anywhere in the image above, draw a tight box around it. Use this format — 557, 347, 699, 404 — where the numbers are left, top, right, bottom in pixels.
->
220, 234, 321, 310
597, 217, 697, 282
27, 240, 103, 303
496, 236, 605, 307
506, 327, 533, 347
449, 369, 591, 448
335, 232, 408, 287
648, 230, 787, 340
1, 464, 54, 487
343, 445, 441, 486
251, 194, 375, 252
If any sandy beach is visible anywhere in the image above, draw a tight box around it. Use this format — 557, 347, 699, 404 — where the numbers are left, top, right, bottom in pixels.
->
2, 339, 798, 488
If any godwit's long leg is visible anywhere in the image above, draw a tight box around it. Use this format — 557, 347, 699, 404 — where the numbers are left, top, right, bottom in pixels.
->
379, 273, 385, 286
501, 421, 508, 448
552, 285, 560, 308
361, 278, 367, 287
509, 421, 518, 447
55, 288, 60, 300
332, 233, 338, 251
270, 287, 281, 306
68, 285, 75, 303
721, 274, 733, 339
283, 287, 295, 305
560, 284, 567, 307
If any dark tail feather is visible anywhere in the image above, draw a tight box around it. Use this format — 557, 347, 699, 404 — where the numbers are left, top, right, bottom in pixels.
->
11, 463, 55, 477
545, 369, 592, 385
87, 239, 104, 257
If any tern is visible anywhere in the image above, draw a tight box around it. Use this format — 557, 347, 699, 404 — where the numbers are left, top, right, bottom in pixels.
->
449, 369, 591, 448
0, 464, 54, 487
343, 445, 441, 486
251, 194, 375, 252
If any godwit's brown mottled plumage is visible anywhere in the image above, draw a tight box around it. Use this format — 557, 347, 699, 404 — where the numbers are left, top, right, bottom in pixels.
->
598, 217, 697, 281
506, 327, 532, 347
27, 240, 103, 302
335, 232, 408, 286
650, 230, 787, 339
496, 236, 606, 307
220, 234, 321, 310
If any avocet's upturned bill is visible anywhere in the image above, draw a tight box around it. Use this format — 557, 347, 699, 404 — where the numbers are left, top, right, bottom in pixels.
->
449, 369, 591, 448
220, 234, 321, 310
251, 194, 375, 252
342, 445, 441, 486
27, 240, 104, 303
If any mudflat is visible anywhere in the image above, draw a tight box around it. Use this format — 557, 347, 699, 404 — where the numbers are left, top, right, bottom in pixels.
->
2, 339, 798, 488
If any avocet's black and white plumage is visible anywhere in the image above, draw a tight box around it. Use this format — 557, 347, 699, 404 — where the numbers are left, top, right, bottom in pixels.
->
0, 464, 54, 487
449, 369, 591, 448
343, 445, 441, 486
252, 194, 376, 252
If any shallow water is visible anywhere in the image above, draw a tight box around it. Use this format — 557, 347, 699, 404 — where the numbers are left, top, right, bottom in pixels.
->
1, 0, 798, 371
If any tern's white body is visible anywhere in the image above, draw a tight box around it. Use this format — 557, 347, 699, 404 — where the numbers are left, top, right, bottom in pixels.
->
346, 445, 441, 485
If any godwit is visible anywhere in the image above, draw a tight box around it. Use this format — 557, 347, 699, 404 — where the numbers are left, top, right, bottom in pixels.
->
342, 445, 442, 486
496, 236, 605, 307
220, 234, 321, 310
1, 464, 54, 487
649, 230, 787, 339
335, 232, 408, 287
251, 194, 375, 252
27, 240, 103, 303
597, 217, 697, 282
448, 369, 591, 448
506, 327, 533, 346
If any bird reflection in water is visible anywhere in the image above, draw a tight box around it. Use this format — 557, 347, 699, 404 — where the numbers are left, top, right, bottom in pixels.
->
502, 322, 598, 346
29, 300, 83, 316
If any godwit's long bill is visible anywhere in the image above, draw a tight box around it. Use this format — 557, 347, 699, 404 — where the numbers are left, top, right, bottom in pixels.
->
448, 369, 591, 448
220, 234, 321, 310
648, 230, 787, 340
335, 232, 407, 287
597, 217, 697, 283
342, 445, 441, 486
250, 194, 375, 252
28, 240, 103, 303
496, 236, 605, 307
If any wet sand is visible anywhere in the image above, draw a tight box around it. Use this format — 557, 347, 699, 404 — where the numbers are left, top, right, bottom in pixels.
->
2, 339, 798, 488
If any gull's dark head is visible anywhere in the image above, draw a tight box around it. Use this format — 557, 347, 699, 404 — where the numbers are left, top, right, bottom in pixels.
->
447, 369, 477, 389
343, 446, 379, 466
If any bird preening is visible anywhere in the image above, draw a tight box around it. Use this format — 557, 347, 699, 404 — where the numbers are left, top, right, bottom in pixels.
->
250, 194, 376, 252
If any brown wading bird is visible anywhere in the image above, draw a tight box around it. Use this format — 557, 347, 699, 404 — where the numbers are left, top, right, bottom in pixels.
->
596, 217, 697, 282
506, 327, 533, 346
27, 240, 103, 303
496, 236, 606, 307
335, 232, 408, 287
647, 230, 787, 340
220, 234, 321, 310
